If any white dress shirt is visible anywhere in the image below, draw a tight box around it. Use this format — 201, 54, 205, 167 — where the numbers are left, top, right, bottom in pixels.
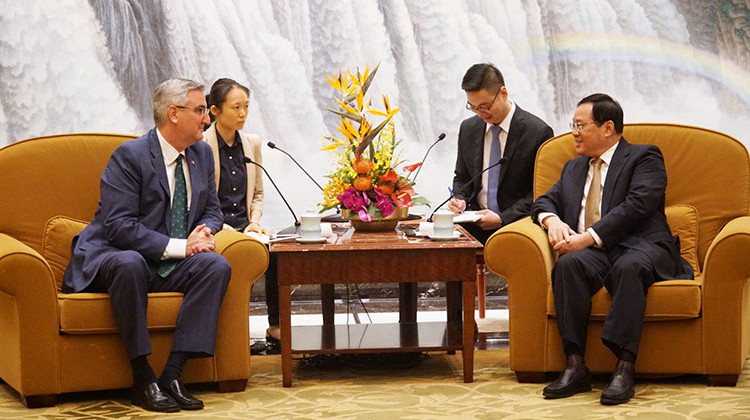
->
478, 101, 516, 210
157, 128, 193, 259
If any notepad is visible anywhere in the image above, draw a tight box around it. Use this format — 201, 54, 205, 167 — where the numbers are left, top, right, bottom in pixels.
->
452, 211, 482, 223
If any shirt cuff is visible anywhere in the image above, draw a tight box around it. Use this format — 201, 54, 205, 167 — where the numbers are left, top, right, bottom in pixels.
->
162, 238, 187, 260
538, 212, 556, 229
587, 227, 603, 248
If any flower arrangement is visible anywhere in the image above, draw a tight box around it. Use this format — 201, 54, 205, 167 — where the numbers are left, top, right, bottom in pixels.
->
319, 64, 428, 221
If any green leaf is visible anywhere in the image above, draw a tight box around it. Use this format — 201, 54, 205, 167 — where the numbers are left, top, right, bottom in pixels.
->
325, 107, 363, 123
411, 196, 431, 206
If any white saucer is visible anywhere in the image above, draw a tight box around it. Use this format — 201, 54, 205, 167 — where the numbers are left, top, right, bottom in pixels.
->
428, 231, 460, 241
295, 237, 327, 244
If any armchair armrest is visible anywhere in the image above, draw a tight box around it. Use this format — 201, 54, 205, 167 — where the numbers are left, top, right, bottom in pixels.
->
0, 233, 60, 396
700, 216, 750, 375
484, 217, 556, 372
211, 229, 269, 381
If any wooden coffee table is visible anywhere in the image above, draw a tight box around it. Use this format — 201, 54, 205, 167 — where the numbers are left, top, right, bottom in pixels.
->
271, 223, 483, 387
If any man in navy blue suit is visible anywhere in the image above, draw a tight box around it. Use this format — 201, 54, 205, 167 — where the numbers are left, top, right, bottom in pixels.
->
63, 78, 231, 412
531, 94, 693, 405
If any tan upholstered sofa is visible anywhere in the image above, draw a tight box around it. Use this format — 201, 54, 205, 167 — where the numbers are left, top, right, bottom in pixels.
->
0, 133, 269, 407
485, 123, 750, 385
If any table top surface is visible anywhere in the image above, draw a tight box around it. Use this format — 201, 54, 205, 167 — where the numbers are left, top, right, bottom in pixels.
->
270, 222, 483, 253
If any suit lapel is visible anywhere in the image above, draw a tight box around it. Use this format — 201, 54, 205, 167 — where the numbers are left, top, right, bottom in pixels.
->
566, 158, 589, 228
185, 146, 202, 228
498, 107, 525, 186
149, 129, 170, 199
469, 118, 486, 202
601, 138, 630, 215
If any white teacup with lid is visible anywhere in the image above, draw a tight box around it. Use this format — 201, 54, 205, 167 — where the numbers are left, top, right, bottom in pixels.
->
299, 209, 322, 240
432, 209, 455, 238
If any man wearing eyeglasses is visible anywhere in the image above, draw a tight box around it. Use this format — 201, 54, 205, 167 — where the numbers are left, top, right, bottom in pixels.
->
531, 93, 693, 404
449, 63, 553, 243
63, 78, 229, 412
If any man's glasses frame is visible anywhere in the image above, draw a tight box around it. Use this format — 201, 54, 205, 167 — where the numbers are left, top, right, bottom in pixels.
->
465, 88, 501, 113
175, 105, 210, 116
568, 121, 598, 132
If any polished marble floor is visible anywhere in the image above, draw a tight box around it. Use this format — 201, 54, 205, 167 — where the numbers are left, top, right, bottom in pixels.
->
249, 296, 509, 351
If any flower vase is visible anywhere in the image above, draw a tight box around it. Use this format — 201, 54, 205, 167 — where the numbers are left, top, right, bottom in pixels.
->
342, 207, 409, 232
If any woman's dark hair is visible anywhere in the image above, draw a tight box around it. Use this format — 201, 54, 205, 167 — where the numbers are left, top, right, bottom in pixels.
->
577, 93, 624, 134
207, 78, 250, 123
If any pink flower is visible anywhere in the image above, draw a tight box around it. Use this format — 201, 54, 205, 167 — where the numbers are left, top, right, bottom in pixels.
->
338, 187, 363, 210
374, 189, 394, 217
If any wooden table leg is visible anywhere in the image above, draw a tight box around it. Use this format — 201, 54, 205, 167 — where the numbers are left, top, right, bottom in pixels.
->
321, 284, 335, 325
462, 279, 475, 383
280, 284, 293, 387
446, 282, 461, 325
399, 282, 418, 323
476, 253, 486, 319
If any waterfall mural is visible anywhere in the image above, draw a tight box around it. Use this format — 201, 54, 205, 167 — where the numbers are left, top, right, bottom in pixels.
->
1, 0, 748, 228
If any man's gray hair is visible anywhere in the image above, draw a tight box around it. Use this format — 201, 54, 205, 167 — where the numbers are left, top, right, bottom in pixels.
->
152, 78, 205, 125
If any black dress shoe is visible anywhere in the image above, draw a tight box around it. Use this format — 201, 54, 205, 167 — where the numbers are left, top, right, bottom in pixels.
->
543, 365, 592, 399
601, 360, 635, 405
265, 334, 281, 354
130, 382, 180, 412
250, 340, 267, 355
162, 378, 204, 410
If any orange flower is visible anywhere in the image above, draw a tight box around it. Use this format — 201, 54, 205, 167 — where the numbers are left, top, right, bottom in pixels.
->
353, 158, 374, 174
392, 190, 413, 208
377, 182, 394, 195
377, 170, 398, 183
353, 175, 372, 191
403, 162, 422, 172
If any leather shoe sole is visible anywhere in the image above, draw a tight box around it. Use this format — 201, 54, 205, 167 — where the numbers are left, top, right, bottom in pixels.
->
601, 376, 635, 405
600, 387, 635, 405
163, 379, 204, 410
130, 383, 180, 413
543, 368, 592, 399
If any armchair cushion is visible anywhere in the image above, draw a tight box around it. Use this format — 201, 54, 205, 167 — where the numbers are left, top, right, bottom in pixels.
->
665, 204, 700, 274
42, 216, 87, 290
58, 292, 183, 334
546, 277, 702, 320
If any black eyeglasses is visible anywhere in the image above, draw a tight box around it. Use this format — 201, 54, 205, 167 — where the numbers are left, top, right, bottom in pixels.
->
465, 88, 501, 113
175, 105, 210, 116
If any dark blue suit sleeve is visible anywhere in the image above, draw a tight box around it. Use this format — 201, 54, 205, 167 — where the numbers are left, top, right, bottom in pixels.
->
100, 146, 170, 262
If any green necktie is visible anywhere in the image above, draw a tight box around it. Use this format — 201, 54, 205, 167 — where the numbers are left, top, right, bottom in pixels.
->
158, 155, 188, 277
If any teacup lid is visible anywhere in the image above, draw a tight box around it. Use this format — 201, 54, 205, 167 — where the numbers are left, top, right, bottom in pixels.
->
301, 209, 321, 220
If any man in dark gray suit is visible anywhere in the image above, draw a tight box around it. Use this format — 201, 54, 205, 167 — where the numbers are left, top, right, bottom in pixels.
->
531, 93, 693, 405
449, 63, 553, 243
63, 78, 230, 412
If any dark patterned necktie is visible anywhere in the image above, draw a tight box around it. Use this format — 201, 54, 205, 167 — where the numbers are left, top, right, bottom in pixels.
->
158, 155, 188, 277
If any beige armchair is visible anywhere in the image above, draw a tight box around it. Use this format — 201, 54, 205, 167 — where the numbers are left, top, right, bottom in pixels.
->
484, 123, 750, 385
0, 133, 269, 407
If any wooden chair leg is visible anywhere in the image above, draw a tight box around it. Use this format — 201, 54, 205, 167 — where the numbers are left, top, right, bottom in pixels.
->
23, 394, 57, 408
515, 371, 547, 383
216, 379, 248, 393
476, 253, 486, 319
707, 374, 738, 386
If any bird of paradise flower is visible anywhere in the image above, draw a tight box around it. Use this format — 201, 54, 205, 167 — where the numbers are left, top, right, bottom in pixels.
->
320, 63, 428, 220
